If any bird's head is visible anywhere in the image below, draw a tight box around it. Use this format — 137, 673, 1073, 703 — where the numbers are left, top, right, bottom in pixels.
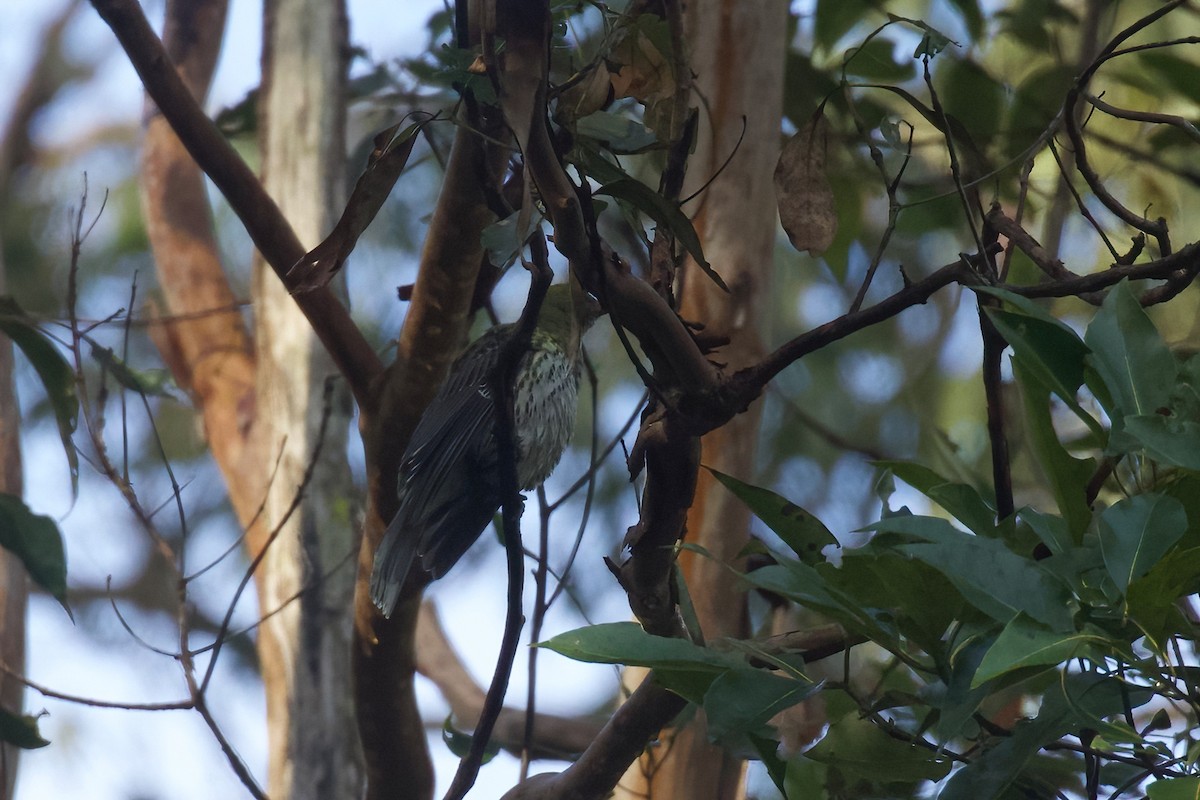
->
536, 274, 601, 357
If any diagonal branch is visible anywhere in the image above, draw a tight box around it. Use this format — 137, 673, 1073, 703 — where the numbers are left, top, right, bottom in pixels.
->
90, 0, 382, 406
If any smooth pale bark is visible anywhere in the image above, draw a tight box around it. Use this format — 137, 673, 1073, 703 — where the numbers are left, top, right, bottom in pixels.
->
0, 255, 27, 800
255, 2, 363, 797
0, 10, 80, 791
617, 2, 788, 798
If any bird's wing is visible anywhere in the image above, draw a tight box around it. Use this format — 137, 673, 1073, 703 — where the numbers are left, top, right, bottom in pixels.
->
369, 507, 418, 617
370, 328, 511, 613
396, 327, 505, 528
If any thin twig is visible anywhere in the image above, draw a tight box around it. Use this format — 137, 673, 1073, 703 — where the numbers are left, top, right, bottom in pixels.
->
199, 379, 337, 694
0, 659, 192, 711
89, 0, 383, 403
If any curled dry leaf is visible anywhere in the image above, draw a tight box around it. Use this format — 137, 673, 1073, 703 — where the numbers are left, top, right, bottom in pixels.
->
556, 65, 614, 122
608, 17, 673, 106
287, 115, 427, 292
775, 115, 838, 256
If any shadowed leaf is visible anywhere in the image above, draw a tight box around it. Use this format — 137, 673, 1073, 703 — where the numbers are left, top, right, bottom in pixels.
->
873, 515, 1075, 631
805, 714, 952, 782
0, 493, 70, 617
1099, 493, 1187, 594
88, 341, 178, 398
704, 668, 821, 738
596, 178, 725, 291
0, 297, 78, 495
288, 115, 428, 292
708, 467, 838, 563
0, 709, 49, 750
1148, 776, 1200, 800
973, 614, 1102, 687
1085, 279, 1176, 419
775, 114, 838, 256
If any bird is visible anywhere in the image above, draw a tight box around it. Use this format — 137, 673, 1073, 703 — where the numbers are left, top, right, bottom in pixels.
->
370, 280, 599, 617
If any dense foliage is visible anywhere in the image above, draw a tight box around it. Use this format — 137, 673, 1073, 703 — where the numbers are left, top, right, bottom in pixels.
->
2, 0, 1200, 798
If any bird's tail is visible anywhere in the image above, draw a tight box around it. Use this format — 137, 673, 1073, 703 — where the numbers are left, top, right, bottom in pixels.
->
370, 513, 418, 618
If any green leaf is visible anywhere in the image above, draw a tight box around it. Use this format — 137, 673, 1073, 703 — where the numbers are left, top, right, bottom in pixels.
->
1098, 493, 1187, 594
925, 638, 991, 740
1084, 280, 1176, 419
748, 732, 789, 796
833, 550, 962, 649
1141, 52, 1200, 105
743, 562, 880, 641
814, 0, 872, 51
874, 516, 1075, 631
874, 460, 996, 535
538, 622, 741, 671
903, 17, 953, 58
946, 0, 984, 38
1123, 414, 1200, 470
707, 468, 837, 563
1020, 508, 1073, 557
842, 37, 914, 81
0, 708, 49, 749
441, 716, 498, 763
973, 614, 1102, 687
595, 179, 726, 292
0, 494, 69, 615
940, 58, 1004, 149
88, 342, 177, 398
480, 210, 542, 269
673, 562, 704, 645
989, 310, 1089, 410
919, 33, 951, 59
1148, 776, 1200, 800
976, 287, 1099, 432
805, 714, 952, 783
1003, 64, 1075, 159
1014, 359, 1095, 541
570, 140, 632, 186
1127, 547, 1200, 643
785, 757, 829, 799
860, 83, 983, 168
942, 672, 1147, 800
703, 668, 820, 738
574, 111, 658, 153
0, 297, 78, 494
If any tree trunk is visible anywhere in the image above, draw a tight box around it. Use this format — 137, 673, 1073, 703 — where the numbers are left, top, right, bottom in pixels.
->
254, 2, 363, 797
0, 252, 27, 800
617, 2, 788, 797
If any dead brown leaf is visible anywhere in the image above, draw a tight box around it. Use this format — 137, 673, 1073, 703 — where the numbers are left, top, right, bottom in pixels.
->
287, 115, 428, 292
775, 114, 838, 256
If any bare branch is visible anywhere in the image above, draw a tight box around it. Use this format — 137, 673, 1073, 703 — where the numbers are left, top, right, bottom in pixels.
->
415, 602, 605, 760
0, 660, 192, 712
89, 0, 383, 404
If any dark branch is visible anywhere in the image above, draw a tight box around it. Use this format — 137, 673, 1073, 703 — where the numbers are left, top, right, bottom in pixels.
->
89, 0, 383, 405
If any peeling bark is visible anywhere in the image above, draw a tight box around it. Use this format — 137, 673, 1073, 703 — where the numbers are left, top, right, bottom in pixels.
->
618, 1, 789, 797
255, 1, 363, 796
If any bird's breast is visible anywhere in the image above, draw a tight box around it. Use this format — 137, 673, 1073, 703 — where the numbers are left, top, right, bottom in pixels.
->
514, 344, 580, 489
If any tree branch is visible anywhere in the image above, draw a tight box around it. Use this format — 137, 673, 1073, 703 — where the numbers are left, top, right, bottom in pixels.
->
89, 0, 382, 406
353, 74, 511, 800
415, 602, 605, 759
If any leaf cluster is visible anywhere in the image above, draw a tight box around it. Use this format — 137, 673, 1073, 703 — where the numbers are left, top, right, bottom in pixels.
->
550, 280, 1200, 798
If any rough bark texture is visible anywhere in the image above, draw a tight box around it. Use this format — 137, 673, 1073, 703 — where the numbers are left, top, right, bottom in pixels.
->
617, 1, 788, 797
139, 0, 263, 524
353, 122, 508, 800
255, 1, 363, 797
0, 257, 27, 800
